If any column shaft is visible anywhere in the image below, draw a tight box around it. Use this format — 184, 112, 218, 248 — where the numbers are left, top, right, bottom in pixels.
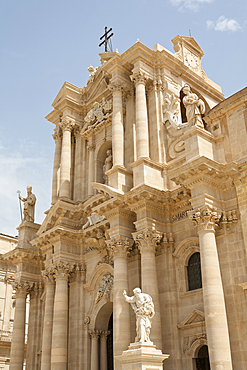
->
100, 333, 108, 370
87, 144, 95, 196
51, 275, 69, 370
26, 288, 39, 369
112, 87, 124, 166
135, 79, 149, 158
90, 332, 99, 370
74, 133, 83, 202
52, 135, 62, 203
60, 128, 72, 198
41, 281, 55, 370
199, 229, 233, 370
9, 290, 27, 370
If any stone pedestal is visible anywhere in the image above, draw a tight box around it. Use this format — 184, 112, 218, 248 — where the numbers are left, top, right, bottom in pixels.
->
17, 221, 40, 250
183, 126, 216, 162
117, 342, 169, 370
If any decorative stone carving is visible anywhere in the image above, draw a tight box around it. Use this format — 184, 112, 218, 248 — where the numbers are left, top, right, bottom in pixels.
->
133, 229, 163, 253
123, 288, 155, 343
87, 65, 99, 85
82, 212, 106, 230
12, 281, 33, 294
163, 92, 187, 130
61, 118, 75, 132
19, 185, 36, 222
85, 229, 106, 252
130, 70, 147, 85
89, 329, 100, 339
84, 316, 90, 325
188, 205, 222, 232
106, 236, 133, 258
182, 85, 205, 128
84, 98, 112, 128
51, 262, 75, 279
95, 273, 114, 304
103, 149, 113, 184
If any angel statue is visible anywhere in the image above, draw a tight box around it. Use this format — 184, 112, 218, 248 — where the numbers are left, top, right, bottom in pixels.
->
123, 288, 155, 343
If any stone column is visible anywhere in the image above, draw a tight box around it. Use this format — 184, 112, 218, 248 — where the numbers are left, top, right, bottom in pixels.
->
131, 71, 149, 159
73, 129, 83, 202
107, 237, 131, 369
100, 331, 110, 370
189, 206, 233, 370
110, 81, 124, 167
26, 282, 41, 370
41, 270, 55, 370
52, 127, 62, 203
60, 119, 74, 198
9, 282, 29, 370
51, 263, 71, 370
89, 330, 100, 370
87, 139, 95, 197
133, 229, 163, 350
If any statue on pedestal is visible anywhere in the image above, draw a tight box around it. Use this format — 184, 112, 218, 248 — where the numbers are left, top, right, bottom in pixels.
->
103, 149, 113, 184
123, 288, 155, 343
182, 84, 205, 128
19, 185, 36, 222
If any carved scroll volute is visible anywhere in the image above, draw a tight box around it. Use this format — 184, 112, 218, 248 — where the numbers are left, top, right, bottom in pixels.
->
133, 229, 163, 253
188, 206, 222, 233
51, 262, 75, 280
106, 236, 133, 258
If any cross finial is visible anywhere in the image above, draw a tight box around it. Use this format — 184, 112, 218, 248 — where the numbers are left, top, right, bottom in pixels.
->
99, 26, 114, 52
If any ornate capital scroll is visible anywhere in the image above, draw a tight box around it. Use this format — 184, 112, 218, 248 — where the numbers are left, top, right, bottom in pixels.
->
61, 118, 75, 132
130, 70, 147, 85
106, 236, 133, 258
51, 262, 75, 279
12, 281, 33, 296
109, 81, 123, 92
100, 330, 110, 340
188, 205, 222, 233
132, 229, 163, 253
52, 125, 62, 142
69, 263, 86, 283
42, 268, 55, 284
89, 329, 100, 339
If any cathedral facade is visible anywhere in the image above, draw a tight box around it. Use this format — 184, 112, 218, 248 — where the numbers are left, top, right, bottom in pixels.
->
5, 36, 247, 370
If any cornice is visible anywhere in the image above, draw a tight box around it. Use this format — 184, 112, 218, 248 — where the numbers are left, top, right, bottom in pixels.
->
168, 156, 239, 190
2, 247, 43, 265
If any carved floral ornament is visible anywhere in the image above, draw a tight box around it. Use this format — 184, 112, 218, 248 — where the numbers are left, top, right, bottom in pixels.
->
12, 280, 35, 294
95, 273, 114, 304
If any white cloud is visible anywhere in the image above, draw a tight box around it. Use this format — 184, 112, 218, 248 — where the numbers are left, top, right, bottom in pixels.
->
207, 16, 241, 32
169, 0, 214, 11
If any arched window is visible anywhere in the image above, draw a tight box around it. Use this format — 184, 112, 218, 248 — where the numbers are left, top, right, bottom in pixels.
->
196, 345, 210, 370
187, 252, 202, 291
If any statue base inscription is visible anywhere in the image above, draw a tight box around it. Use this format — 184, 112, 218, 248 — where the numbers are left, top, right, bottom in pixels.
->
117, 342, 169, 370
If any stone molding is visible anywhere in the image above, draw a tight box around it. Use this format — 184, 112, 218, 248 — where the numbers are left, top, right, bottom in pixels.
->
95, 273, 114, 304
188, 205, 221, 233
132, 229, 163, 253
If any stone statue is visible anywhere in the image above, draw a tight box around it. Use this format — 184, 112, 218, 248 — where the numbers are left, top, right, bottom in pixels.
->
87, 65, 98, 84
82, 212, 106, 230
182, 85, 205, 128
123, 288, 155, 343
19, 185, 36, 222
103, 149, 113, 184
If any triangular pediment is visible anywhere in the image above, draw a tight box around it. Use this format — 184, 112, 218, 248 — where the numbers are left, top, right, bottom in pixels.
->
178, 309, 205, 329
172, 35, 204, 57
86, 68, 111, 103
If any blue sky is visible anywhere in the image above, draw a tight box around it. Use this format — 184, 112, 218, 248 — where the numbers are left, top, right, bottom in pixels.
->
0, 0, 246, 235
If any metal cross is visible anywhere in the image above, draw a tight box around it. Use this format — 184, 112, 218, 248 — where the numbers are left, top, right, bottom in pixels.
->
99, 26, 114, 52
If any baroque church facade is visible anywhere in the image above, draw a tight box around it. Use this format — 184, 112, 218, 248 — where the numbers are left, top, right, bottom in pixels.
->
4, 36, 247, 370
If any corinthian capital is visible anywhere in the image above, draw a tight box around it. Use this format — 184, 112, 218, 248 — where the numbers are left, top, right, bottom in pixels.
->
130, 70, 147, 85
61, 118, 75, 132
51, 261, 75, 279
52, 125, 62, 142
42, 268, 55, 284
188, 205, 222, 233
12, 280, 33, 295
132, 229, 163, 253
106, 236, 133, 258
109, 81, 123, 92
